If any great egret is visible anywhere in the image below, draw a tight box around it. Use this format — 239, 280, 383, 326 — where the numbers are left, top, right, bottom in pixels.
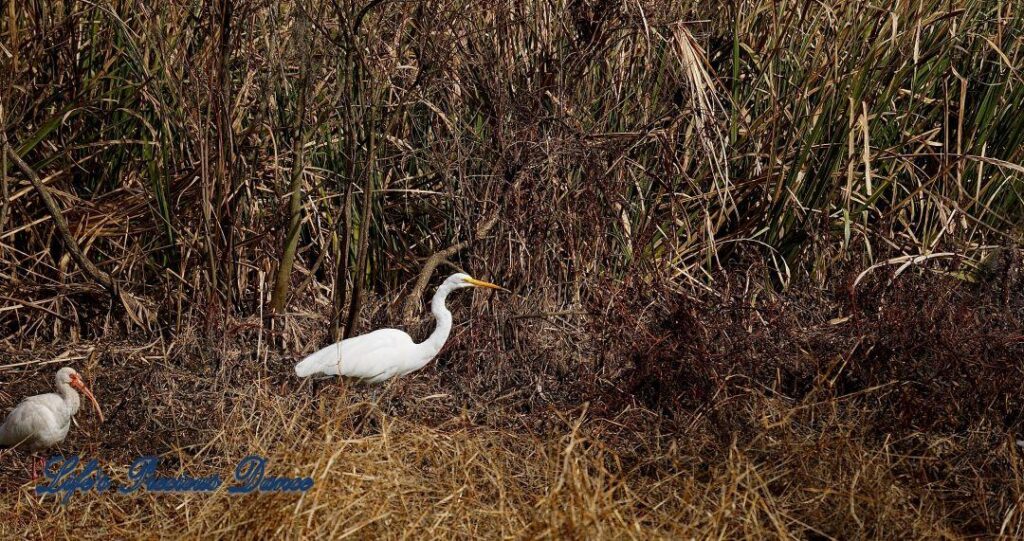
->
295, 273, 504, 382
0, 367, 104, 478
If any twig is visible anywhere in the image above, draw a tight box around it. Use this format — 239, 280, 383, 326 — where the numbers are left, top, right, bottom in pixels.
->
2, 138, 120, 298
0, 134, 7, 241
0, 295, 77, 323
0, 106, 7, 240
509, 310, 586, 321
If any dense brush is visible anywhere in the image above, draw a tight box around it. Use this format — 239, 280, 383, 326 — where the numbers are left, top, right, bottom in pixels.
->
0, 0, 1022, 538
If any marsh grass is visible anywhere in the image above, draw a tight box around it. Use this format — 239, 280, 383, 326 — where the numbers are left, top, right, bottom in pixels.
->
0, 265, 1020, 539
1, 0, 1023, 538
2, 1, 1021, 330
0, 358, 1007, 539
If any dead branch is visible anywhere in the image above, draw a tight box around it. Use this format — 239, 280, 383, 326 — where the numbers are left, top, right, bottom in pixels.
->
0, 107, 7, 241
402, 211, 500, 325
0, 138, 8, 241
3, 138, 120, 299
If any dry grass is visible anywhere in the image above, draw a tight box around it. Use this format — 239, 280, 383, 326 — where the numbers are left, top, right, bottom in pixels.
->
1, 0, 1023, 538
0, 361, 1009, 540
0, 267, 1021, 538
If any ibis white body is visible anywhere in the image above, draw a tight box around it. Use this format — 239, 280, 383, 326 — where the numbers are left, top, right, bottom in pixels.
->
0, 367, 103, 452
295, 273, 502, 382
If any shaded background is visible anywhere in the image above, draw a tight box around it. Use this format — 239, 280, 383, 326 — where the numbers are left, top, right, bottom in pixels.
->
1, 1, 1023, 538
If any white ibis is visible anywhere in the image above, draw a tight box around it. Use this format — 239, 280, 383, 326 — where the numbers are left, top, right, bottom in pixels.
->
295, 273, 504, 382
0, 367, 104, 478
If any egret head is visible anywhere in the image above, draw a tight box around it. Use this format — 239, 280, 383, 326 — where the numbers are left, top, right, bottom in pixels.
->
56, 367, 104, 422
447, 273, 506, 291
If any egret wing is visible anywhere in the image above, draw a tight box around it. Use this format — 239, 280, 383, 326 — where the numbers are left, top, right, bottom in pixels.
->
294, 328, 415, 378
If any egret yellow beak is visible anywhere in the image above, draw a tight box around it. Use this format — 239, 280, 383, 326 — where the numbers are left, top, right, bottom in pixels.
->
464, 277, 507, 291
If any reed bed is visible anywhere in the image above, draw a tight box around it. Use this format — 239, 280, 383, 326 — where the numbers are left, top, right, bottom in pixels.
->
1, 0, 1022, 538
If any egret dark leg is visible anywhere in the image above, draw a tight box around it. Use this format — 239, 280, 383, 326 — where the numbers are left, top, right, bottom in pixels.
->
383, 377, 400, 404
392, 375, 409, 397
376, 377, 404, 412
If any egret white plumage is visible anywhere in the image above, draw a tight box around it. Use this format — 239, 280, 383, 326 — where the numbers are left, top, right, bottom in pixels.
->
0, 367, 104, 478
295, 273, 504, 382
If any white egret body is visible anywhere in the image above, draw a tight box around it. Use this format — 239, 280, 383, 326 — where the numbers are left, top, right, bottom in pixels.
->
295, 273, 503, 382
0, 367, 104, 477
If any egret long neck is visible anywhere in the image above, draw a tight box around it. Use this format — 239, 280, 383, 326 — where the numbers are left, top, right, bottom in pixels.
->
57, 381, 81, 415
423, 283, 454, 355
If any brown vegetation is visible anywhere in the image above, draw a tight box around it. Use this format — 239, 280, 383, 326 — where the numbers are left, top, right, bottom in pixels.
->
1, 0, 1023, 538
